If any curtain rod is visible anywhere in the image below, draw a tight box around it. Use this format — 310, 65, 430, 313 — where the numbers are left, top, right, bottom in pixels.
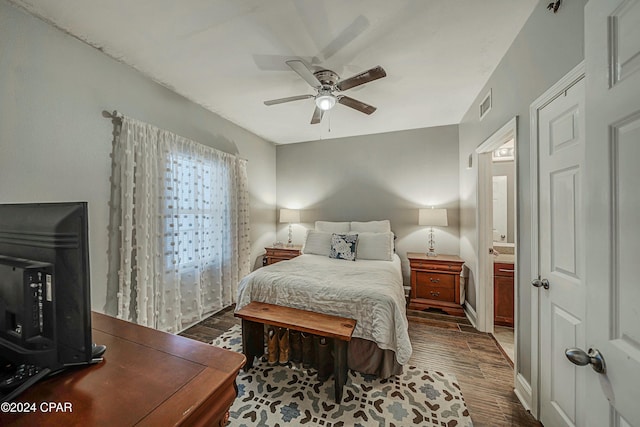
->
102, 109, 122, 123
102, 109, 122, 138
100, 109, 248, 162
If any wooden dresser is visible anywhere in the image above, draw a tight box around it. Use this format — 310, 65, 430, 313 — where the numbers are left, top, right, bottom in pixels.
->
407, 253, 465, 316
4, 312, 245, 427
264, 245, 302, 265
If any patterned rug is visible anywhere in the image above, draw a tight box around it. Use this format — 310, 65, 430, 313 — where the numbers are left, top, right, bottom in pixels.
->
212, 325, 473, 426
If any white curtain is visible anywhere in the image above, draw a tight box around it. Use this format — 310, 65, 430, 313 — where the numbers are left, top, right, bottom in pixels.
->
108, 117, 250, 333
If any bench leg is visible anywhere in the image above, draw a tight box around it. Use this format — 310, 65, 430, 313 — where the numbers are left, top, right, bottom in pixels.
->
241, 319, 264, 371
333, 340, 348, 404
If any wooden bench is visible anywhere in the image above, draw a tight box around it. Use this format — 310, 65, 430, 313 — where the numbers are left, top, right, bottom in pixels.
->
234, 301, 356, 403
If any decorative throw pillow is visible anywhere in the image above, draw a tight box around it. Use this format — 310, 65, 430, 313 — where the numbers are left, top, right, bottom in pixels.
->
330, 233, 358, 261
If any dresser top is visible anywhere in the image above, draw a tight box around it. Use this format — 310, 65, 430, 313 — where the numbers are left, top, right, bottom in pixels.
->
266, 245, 303, 251
406, 253, 464, 263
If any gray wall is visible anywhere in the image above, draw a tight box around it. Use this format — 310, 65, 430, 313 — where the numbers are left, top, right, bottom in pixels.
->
458, 0, 586, 385
0, 0, 276, 315
276, 125, 460, 285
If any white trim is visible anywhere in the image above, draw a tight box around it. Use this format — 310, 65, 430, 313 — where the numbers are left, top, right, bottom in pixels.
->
528, 61, 585, 420
463, 303, 478, 329
514, 373, 533, 414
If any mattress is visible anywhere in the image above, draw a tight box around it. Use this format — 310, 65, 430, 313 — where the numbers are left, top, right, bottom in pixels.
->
235, 253, 412, 365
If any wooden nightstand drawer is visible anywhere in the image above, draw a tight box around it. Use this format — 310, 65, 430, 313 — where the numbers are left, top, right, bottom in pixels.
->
414, 271, 455, 289
268, 248, 298, 258
410, 259, 461, 272
416, 283, 455, 302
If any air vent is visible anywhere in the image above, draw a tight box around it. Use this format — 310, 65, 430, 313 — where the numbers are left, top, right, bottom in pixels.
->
479, 89, 492, 120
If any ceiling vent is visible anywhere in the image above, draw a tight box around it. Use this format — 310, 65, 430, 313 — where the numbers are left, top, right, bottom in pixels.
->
479, 89, 492, 120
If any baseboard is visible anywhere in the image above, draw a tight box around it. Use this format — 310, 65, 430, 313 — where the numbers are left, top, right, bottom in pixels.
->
463, 303, 478, 329
514, 373, 533, 414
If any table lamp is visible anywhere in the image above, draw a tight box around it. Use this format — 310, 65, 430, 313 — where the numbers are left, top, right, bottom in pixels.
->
279, 209, 300, 247
419, 208, 448, 256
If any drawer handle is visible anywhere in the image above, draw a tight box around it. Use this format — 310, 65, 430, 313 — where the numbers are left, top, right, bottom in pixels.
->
429, 278, 440, 283
430, 291, 440, 297
498, 269, 515, 273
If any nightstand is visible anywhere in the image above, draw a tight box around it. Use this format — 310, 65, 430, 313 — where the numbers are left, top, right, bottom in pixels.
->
264, 245, 302, 265
407, 253, 465, 316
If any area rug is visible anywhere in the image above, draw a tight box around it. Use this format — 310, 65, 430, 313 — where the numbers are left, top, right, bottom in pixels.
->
212, 325, 473, 427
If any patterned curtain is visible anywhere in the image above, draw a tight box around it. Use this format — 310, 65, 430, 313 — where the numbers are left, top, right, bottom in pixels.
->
108, 117, 250, 332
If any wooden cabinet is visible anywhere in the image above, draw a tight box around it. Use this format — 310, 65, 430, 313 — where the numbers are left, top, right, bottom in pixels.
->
494, 262, 514, 327
407, 253, 465, 316
264, 245, 302, 265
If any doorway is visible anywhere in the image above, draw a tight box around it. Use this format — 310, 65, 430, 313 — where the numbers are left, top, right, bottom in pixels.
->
475, 117, 518, 367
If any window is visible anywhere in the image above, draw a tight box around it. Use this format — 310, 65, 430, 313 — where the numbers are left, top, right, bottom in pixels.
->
163, 153, 224, 271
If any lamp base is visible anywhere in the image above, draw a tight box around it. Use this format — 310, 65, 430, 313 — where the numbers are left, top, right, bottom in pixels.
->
426, 228, 438, 257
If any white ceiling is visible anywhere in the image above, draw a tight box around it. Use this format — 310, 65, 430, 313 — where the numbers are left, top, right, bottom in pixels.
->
11, 0, 537, 144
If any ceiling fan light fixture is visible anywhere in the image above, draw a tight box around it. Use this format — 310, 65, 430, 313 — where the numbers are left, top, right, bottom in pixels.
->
315, 93, 337, 111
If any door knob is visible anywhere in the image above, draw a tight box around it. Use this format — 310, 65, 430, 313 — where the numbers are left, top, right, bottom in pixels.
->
565, 347, 606, 374
531, 278, 550, 289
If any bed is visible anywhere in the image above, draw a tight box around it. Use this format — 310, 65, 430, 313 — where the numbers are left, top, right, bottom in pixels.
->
235, 220, 412, 378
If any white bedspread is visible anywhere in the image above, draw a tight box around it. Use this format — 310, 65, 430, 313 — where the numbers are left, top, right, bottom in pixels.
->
236, 254, 412, 365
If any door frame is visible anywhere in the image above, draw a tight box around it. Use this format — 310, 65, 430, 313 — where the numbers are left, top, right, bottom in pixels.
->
475, 116, 518, 335
529, 61, 585, 419
475, 117, 520, 399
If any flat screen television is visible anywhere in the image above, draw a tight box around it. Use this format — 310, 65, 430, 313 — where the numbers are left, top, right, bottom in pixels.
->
0, 202, 102, 401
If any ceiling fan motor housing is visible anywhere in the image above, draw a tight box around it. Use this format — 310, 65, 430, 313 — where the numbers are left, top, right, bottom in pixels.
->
313, 70, 340, 88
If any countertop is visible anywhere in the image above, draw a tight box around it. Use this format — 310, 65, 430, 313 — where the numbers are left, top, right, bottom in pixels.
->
494, 254, 515, 264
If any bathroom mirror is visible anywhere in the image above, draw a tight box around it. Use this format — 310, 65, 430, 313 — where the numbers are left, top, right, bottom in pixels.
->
493, 175, 508, 242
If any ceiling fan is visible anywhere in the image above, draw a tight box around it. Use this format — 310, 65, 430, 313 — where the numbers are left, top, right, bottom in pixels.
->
264, 60, 386, 124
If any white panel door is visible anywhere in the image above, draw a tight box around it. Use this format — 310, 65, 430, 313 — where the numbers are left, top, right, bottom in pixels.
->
583, 0, 640, 426
538, 77, 586, 427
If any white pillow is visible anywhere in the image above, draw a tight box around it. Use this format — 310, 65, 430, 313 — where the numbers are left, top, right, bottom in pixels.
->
301, 230, 332, 256
315, 221, 350, 233
350, 220, 391, 233
356, 232, 394, 261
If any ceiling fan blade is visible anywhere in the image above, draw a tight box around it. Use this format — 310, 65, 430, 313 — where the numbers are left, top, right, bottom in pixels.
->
310, 106, 324, 124
338, 96, 377, 115
264, 94, 314, 106
319, 15, 370, 61
336, 66, 386, 91
286, 60, 322, 89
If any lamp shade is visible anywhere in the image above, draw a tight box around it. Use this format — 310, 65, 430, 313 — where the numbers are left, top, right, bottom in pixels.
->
419, 208, 448, 227
279, 209, 300, 223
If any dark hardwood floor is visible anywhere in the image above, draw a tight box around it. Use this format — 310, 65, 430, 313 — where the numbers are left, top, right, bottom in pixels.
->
180, 306, 541, 427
